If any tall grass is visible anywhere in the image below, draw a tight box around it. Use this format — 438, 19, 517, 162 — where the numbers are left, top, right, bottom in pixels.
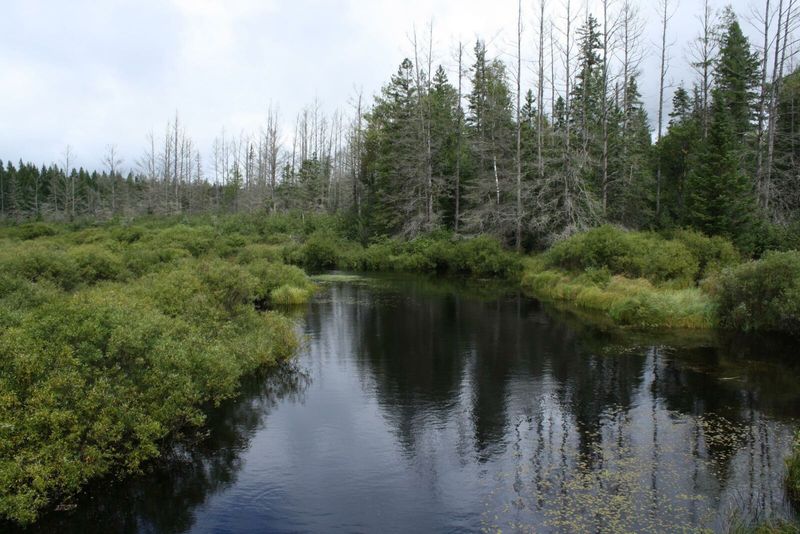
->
520, 226, 735, 329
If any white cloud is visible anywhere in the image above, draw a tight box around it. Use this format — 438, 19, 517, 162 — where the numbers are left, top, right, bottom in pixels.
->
0, 0, 767, 171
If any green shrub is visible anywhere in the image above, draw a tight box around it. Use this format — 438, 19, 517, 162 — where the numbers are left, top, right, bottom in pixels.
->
237, 243, 284, 265
546, 225, 699, 286
298, 230, 341, 270
521, 259, 716, 329
110, 225, 146, 244
246, 261, 315, 302
122, 244, 191, 275
788, 432, 800, 503
0, 244, 79, 290
671, 229, 739, 279
270, 284, 314, 305
455, 235, 522, 278
146, 225, 217, 257
717, 251, 800, 335
67, 244, 126, 283
14, 222, 59, 240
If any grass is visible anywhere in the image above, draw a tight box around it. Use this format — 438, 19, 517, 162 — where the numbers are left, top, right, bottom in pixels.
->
521, 257, 717, 329
788, 432, 800, 504
270, 284, 315, 305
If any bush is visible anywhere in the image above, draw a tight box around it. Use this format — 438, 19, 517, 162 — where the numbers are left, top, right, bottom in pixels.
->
270, 284, 314, 305
237, 243, 284, 265
0, 244, 79, 290
670, 229, 739, 279
521, 259, 716, 329
14, 222, 59, 240
717, 251, 800, 335
298, 230, 341, 271
788, 432, 800, 503
67, 244, 126, 283
246, 261, 316, 302
546, 225, 700, 286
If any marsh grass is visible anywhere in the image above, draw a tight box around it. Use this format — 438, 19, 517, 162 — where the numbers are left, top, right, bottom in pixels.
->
788, 433, 800, 504
521, 258, 717, 329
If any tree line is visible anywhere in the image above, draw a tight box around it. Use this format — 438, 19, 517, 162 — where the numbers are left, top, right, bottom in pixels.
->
1, 0, 798, 252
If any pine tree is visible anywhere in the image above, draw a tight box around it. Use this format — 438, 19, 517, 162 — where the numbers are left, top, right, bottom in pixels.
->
715, 8, 761, 141
362, 58, 424, 235
464, 40, 515, 239
686, 90, 755, 242
656, 85, 701, 225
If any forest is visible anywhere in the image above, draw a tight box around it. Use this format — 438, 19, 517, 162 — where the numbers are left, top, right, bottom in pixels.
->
2, 0, 800, 528
1, 1, 798, 254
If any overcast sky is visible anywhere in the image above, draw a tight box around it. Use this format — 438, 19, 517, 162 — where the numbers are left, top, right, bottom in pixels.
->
0, 0, 765, 172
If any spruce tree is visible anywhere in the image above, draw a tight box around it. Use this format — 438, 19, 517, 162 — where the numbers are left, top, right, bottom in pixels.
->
686, 90, 755, 242
715, 8, 760, 141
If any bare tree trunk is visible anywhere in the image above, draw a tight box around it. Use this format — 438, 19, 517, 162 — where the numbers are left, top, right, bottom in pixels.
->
765, 0, 794, 213
515, 0, 523, 250
691, 0, 715, 139
755, 0, 772, 206
537, 0, 546, 181
455, 42, 464, 233
600, 0, 613, 217
655, 0, 672, 218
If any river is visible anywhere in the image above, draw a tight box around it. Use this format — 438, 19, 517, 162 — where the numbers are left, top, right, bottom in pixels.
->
23, 273, 800, 533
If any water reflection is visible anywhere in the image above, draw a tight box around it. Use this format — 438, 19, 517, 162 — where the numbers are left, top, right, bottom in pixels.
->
11, 274, 800, 533
12, 365, 311, 534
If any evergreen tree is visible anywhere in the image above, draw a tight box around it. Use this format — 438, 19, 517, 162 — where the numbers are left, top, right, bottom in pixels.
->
611, 77, 653, 227
463, 40, 515, 239
428, 65, 461, 228
656, 85, 701, 226
714, 8, 760, 141
362, 58, 424, 235
686, 90, 755, 242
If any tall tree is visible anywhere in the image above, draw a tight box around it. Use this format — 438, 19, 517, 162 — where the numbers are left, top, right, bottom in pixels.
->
686, 89, 755, 243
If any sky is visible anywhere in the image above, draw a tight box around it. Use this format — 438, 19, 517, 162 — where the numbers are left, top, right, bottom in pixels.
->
0, 0, 767, 172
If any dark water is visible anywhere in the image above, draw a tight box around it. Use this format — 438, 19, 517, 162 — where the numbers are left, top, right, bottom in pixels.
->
20, 274, 800, 533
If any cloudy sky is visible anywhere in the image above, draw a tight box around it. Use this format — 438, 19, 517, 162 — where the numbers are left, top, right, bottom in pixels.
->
1, 0, 765, 172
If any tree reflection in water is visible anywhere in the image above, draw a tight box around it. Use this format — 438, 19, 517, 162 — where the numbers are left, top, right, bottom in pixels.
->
9, 274, 799, 533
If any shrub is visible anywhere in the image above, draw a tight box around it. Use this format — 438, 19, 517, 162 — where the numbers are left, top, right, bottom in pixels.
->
455, 235, 522, 278
14, 222, 59, 240
671, 229, 739, 279
122, 243, 191, 275
246, 261, 315, 302
237, 243, 284, 265
788, 432, 800, 503
146, 225, 217, 257
110, 225, 146, 244
270, 284, 314, 305
546, 225, 699, 286
717, 251, 800, 335
67, 244, 126, 283
298, 229, 341, 271
0, 244, 79, 290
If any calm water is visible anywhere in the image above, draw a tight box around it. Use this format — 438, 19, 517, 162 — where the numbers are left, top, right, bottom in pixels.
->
20, 274, 800, 533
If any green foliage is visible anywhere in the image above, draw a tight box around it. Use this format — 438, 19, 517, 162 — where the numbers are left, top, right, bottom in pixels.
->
522, 258, 716, 329
0, 219, 313, 525
67, 244, 126, 283
685, 90, 756, 247
717, 251, 800, 335
13, 222, 60, 240
296, 229, 342, 271
270, 284, 314, 305
669, 229, 740, 279
545, 225, 702, 287
788, 432, 800, 504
